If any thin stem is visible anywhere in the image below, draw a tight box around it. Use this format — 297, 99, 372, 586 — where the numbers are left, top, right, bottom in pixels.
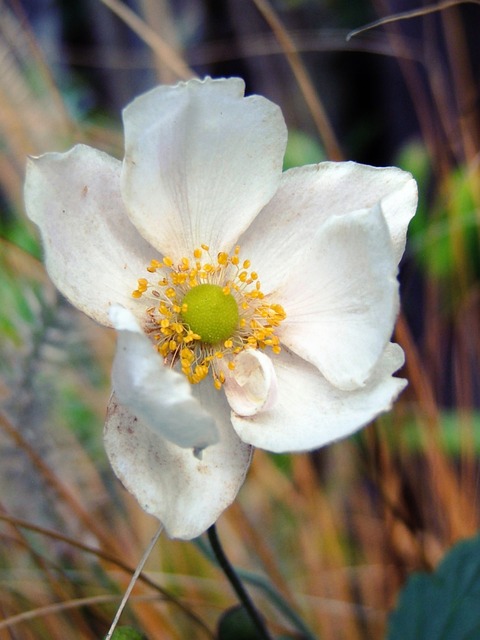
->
105, 524, 163, 640
207, 524, 274, 640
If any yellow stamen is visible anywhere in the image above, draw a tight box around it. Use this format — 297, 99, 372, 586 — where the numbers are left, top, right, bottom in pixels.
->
131, 245, 286, 388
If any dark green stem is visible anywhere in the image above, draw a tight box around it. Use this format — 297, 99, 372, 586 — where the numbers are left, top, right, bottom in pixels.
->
207, 524, 274, 640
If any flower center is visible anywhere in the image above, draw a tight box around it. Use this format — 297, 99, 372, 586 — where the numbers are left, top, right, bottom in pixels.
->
180, 284, 239, 344
132, 244, 286, 389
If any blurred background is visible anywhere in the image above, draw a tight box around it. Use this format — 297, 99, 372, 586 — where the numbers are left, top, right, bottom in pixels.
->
1, 0, 480, 638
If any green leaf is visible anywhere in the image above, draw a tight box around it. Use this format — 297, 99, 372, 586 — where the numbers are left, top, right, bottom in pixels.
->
387, 535, 480, 639
217, 605, 265, 640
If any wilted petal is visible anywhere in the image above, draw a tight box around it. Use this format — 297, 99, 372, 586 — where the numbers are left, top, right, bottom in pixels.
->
231, 344, 406, 453
240, 162, 417, 293
277, 205, 398, 390
223, 349, 277, 416
24, 145, 159, 326
110, 305, 218, 450
104, 390, 252, 539
121, 77, 287, 261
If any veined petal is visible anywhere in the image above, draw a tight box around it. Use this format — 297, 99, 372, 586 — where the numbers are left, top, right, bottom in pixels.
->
277, 205, 398, 390
121, 77, 287, 261
104, 391, 252, 539
24, 145, 159, 326
110, 305, 218, 450
223, 349, 277, 417
231, 344, 406, 453
239, 162, 417, 294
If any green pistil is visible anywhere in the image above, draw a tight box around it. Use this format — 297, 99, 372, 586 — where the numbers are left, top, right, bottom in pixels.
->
181, 284, 239, 344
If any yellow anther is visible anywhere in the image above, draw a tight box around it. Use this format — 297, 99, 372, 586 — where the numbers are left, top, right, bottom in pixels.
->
172, 272, 187, 285
147, 259, 162, 272
132, 244, 286, 389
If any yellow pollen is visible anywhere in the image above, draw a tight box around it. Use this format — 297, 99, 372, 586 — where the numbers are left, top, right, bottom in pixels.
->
131, 245, 286, 388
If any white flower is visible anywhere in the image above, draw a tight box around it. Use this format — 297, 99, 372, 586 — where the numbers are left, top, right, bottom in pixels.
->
24, 77, 417, 539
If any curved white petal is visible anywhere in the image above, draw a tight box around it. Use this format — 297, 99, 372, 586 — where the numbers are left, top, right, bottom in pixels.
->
110, 305, 218, 450
104, 390, 252, 539
277, 205, 398, 390
231, 344, 406, 453
239, 162, 417, 294
24, 145, 159, 326
380, 177, 418, 264
223, 349, 277, 416
121, 77, 287, 261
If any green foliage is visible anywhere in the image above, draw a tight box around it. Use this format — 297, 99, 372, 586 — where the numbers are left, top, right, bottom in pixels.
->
397, 141, 480, 283
387, 535, 480, 640
217, 606, 265, 640
384, 411, 480, 455
283, 130, 325, 169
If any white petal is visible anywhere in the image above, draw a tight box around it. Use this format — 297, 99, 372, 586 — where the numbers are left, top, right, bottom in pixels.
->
121, 77, 287, 261
104, 390, 252, 539
278, 205, 398, 390
24, 145, 159, 326
239, 162, 417, 294
380, 176, 418, 264
231, 344, 406, 453
110, 305, 218, 450
223, 349, 277, 417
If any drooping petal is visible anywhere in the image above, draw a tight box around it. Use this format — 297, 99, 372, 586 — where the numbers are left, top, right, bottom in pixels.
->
231, 344, 406, 453
104, 390, 252, 540
121, 77, 287, 261
239, 162, 417, 294
277, 205, 398, 390
24, 145, 159, 326
223, 349, 277, 416
110, 305, 218, 450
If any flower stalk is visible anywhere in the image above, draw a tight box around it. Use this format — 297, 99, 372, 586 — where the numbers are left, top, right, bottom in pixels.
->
207, 524, 274, 640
